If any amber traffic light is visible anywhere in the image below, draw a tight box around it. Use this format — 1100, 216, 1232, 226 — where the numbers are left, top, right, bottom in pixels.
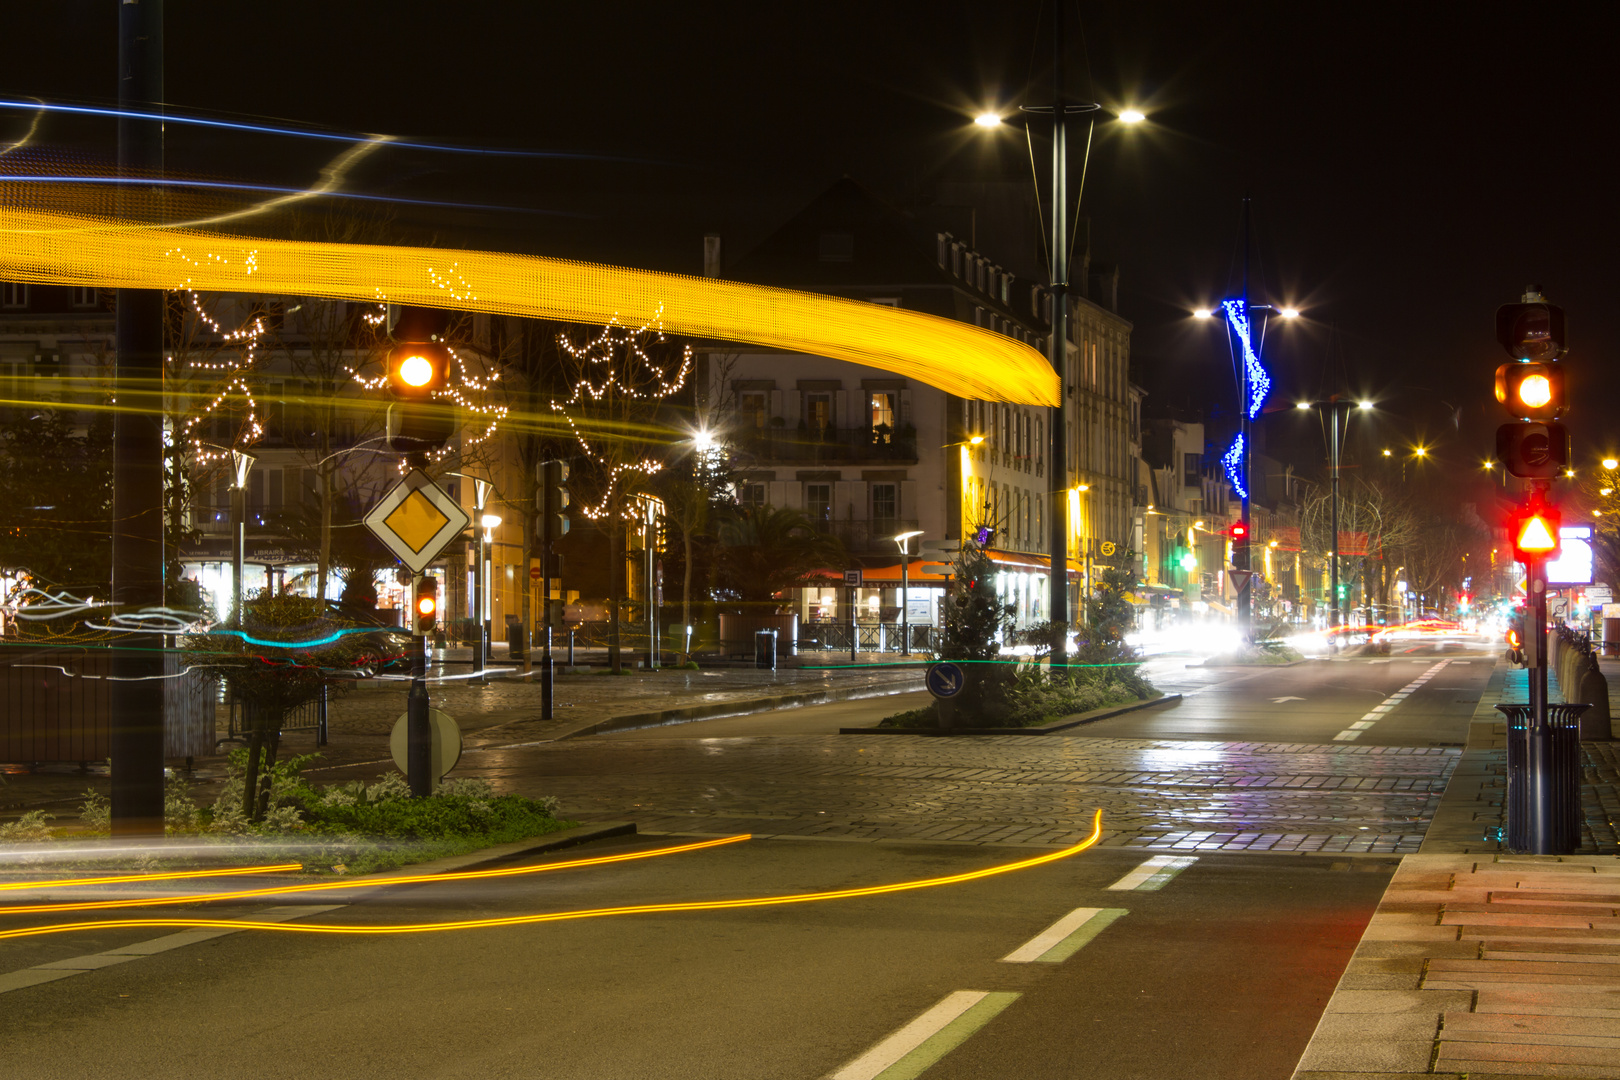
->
1495, 362, 1566, 420
414, 577, 440, 633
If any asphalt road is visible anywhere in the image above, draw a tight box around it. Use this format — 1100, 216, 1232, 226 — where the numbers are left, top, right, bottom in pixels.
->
0, 835, 1392, 1080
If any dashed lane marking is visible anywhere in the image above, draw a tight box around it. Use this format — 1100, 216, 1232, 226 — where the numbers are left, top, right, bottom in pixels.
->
829, 990, 1021, 1080
1106, 854, 1196, 892
1000, 907, 1128, 963
1334, 659, 1450, 742
0, 905, 346, 995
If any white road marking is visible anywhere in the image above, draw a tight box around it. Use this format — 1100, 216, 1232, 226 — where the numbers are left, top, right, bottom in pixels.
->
1106, 855, 1197, 891
1349, 721, 1375, 730
1271, 696, 1306, 703
1001, 907, 1127, 963
0, 905, 345, 996
1335, 659, 1450, 745
829, 990, 1020, 1080
1333, 730, 1361, 741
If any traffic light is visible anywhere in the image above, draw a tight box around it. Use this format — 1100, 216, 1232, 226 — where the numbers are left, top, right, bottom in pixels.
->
1229, 520, 1249, 542
1509, 494, 1561, 565
385, 306, 455, 454
1494, 291, 1570, 480
1495, 361, 1566, 420
414, 575, 440, 634
1496, 421, 1570, 480
539, 459, 571, 543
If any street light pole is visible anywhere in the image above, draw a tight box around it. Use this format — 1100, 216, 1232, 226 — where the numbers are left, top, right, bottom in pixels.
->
1045, 2, 1073, 669
473, 478, 490, 679
1329, 400, 1342, 638
894, 529, 924, 657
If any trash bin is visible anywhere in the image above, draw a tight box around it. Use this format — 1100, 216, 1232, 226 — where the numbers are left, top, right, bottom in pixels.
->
755, 629, 777, 671
1495, 702, 1589, 854
506, 614, 526, 661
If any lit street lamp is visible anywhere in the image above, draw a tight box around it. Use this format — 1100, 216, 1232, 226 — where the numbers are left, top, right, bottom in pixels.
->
893, 529, 924, 656
230, 448, 255, 627
974, 8, 1146, 666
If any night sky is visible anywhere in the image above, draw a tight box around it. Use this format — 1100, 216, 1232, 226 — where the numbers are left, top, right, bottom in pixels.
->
8, 1, 1618, 494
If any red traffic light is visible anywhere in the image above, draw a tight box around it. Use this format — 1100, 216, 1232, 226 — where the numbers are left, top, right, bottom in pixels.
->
1494, 362, 1566, 419
1508, 495, 1561, 564
1229, 520, 1249, 540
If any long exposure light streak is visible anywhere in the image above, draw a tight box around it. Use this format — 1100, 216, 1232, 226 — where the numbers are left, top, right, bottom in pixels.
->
0, 835, 749, 916
0, 812, 1102, 941
0, 863, 301, 892
0, 200, 1058, 406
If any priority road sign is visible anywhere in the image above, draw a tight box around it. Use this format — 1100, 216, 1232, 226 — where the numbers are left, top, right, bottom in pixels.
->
363, 469, 472, 574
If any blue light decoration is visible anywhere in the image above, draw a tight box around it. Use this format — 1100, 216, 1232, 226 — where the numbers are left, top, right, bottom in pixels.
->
1221, 299, 1270, 420
1222, 432, 1248, 500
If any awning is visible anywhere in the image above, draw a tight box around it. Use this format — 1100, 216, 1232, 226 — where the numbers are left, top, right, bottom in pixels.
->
812, 546, 1083, 585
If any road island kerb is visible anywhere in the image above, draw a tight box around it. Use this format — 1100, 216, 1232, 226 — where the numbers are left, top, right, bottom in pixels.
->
836, 692, 1184, 736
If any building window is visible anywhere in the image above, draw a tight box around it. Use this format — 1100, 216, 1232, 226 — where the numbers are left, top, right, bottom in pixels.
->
739, 483, 766, 508
871, 483, 897, 525
71, 286, 98, 308
805, 392, 832, 433
869, 391, 896, 443
2, 283, 27, 308
806, 483, 831, 524
1183, 453, 1201, 489
739, 391, 766, 430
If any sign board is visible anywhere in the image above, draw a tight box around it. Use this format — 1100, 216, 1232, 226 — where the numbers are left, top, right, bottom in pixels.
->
843, 569, 863, 586
529, 566, 543, 580
1547, 525, 1594, 586
905, 595, 931, 622
1548, 595, 1570, 619
1585, 586, 1612, 604
925, 661, 965, 699
389, 709, 462, 791
364, 469, 471, 574
919, 540, 961, 557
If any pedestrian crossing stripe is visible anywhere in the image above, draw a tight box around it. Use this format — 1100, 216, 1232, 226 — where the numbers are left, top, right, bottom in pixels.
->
1106, 854, 1197, 891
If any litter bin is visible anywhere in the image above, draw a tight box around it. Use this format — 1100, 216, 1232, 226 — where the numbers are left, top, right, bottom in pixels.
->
755, 629, 778, 671
1495, 702, 1589, 854
506, 614, 526, 661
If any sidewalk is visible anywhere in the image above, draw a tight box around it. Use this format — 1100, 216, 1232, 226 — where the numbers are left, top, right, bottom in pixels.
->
1295, 658, 1620, 1079
0, 664, 926, 821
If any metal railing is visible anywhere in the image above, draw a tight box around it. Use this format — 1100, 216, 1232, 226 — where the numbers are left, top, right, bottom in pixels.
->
735, 426, 918, 464
800, 622, 939, 654
222, 685, 328, 748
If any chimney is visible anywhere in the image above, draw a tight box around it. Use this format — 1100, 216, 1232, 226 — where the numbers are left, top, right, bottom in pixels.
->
703, 235, 722, 278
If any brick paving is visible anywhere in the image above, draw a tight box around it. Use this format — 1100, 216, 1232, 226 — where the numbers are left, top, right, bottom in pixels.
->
1292, 853, 1620, 1080
375, 732, 1463, 853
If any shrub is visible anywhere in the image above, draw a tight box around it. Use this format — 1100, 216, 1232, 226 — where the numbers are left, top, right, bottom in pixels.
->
0, 811, 56, 842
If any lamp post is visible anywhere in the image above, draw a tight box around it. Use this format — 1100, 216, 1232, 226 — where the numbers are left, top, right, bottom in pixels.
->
1296, 397, 1372, 642
1194, 299, 1299, 639
479, 510, 501, 669
893, 529, 924, 656
229, 449, 255, 627
471, 477, 493, 677
974, 11, 1145, 667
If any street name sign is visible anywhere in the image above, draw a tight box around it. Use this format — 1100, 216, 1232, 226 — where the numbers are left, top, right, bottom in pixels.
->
364, 469, 472, 574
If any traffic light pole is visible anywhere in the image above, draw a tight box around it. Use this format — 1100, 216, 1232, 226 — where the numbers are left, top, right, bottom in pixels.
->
407, 571, 432, 798
540, 470, 554, 722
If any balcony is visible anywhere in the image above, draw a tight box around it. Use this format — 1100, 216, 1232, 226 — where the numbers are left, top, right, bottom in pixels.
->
735, 424, 917, 465
815, 518, 921, 555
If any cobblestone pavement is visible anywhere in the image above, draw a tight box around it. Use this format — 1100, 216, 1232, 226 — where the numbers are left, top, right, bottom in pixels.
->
307, 732, 1463, 855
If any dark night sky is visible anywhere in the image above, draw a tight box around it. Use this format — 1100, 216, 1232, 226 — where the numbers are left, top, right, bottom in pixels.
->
8, 1, 1619, 493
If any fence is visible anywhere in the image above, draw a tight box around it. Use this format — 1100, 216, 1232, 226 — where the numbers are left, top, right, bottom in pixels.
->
0, 645, 218, 763
222, 684, 329, 749
799, 622, 939, 655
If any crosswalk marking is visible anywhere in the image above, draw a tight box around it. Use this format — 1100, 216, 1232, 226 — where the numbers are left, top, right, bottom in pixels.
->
1001, 907, 1128, 963
829, 990, 1020, 1080
1106, 854, 1196, 892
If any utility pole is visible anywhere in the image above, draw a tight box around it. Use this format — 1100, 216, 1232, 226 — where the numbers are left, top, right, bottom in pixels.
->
110, 0, 167, 835
1236, 198, 1253, 641
1328, 397, 1342, 639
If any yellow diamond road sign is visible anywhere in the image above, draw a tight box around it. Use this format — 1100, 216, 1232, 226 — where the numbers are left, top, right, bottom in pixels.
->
364, 469, 471, 574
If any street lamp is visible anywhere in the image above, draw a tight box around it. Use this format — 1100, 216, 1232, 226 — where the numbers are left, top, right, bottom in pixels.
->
1298, 396, 1372, 640
974, 8, 1145, 667
229, 449, 255, 627
893, 529, 924, 656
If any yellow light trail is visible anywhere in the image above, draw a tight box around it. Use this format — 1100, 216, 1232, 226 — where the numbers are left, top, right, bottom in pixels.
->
0, 812, 1102, 941
0, 196, 1058, 407
0, 862, 302, 893
0, 834, 748, 916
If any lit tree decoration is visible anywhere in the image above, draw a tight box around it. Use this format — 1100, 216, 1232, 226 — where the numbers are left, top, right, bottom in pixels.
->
550, 309, 693, 520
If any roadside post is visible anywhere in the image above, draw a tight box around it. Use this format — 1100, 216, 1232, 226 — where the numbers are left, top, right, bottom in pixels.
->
844, 568, 862, 662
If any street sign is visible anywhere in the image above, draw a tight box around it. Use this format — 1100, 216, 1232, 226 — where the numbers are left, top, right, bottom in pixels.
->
1586, 586, 1613, 604
363, 469, 472, 574
925, 661, 965, 699
529, 566, 543, 580
1547, 595, 1570, 619
1546, 525, 1594, 586
1226, 568, 1257, 593
843, 569, 863, 586
389, 708, 462, 791
919, 540, 960, 556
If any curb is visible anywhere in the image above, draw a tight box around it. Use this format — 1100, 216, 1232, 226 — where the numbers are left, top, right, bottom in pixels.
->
838, 693, 1183, 736
554, 677, 928, 739
350, 821, 638, 880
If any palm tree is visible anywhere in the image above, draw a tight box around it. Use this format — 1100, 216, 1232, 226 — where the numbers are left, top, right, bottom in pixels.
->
716, 505, 848, 608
